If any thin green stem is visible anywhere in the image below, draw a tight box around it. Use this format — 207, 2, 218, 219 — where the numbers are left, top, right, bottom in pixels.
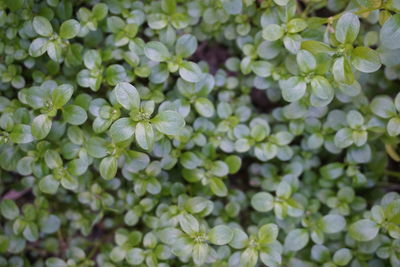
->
301, 5, 312, 18
88, 242, 100, 259
354, 7, 381, 16
383, 170, 400, 180
327, 7, 381, 24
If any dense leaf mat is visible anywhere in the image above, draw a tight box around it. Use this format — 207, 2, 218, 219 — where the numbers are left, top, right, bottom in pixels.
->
0, 0, 400, 266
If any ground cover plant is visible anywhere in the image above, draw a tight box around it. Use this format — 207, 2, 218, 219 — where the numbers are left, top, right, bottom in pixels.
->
0, 0, 400, 266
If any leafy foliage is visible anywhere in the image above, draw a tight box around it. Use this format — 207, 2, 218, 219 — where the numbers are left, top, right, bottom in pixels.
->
0, 0, 399, 266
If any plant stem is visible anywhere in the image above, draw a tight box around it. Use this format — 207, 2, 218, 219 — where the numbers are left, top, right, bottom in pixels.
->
383, 170, 400, 180
88, 242, 100, 259
354, 7, 381, 16
327, 7, 381, 24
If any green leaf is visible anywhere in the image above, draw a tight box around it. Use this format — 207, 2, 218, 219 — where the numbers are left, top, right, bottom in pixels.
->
10, 125, 34, 144
225, 155, 242, 174
279, 76, 306, 102
29, 38, 48, 57
144, 41, 171, 62
335, 13, 360, 44
311, 76, 333, 100
45, 150, 63, 169
394, 93, 400, 111
67, 158, 88, 176
40, 215, 61, 234
320, 163, 344, 180
332, 57, 354, 84
251, 60, 273, 77
182, 168, 202, 183
17, 156, 33, 175
370, 96, 396, 118
273, 0, 289, 6
349, 219, 380, 241
371, 205, 385, 223
59, 19, 80, 39
0, 235, 8, 253
240, 56, 252, 74
229, 228, 248, 249
351, 47, 381, 73
347, 110, 364, 128
105, 64, 127, 86
147, 13, 168, 30
240, 247, 258, 267
208, 225, 233, 245
258, 223, 279, 245
172, 236, 194, 259
135, 121, 154, 150
297, 50, 316, 73
46, 258, 67, 267
276, 181, 292, 198
39, 175, 60, 194
158, 227, 183, 245
262, 24, 284, 41
283, 34, 300, 54
222, 0, 243, 15
52, 84, 73, 108
380, 14, 400, 49
63, 105, 87, 125
334, 128, 353, 148
179, 61, 203, 83
109, 118, 135, 142
83, 50, 101, 69
387, 117, 400, 136
47, 42, 63, 62
260, 249, 282, 267
180, 152, 202, 169
152, 110, 185, 135
175, 34, 197, 58
110, 247, 126, 262
284, 229, 309, 251
179, 213, 199, 235
114, 82, 140, 110
23, 222, 39, 242
209, 177, 228, 197
5, 0, 24, 12
100, 156, 118, 180
126, 248, 145, 265
77, 70, 97, 90
311, 245, 330, 262
171, 13, 189, 29
86, 137, 108, 158
184, 197, 210, 214
386, 199, 400, 223
33, 16, 53, 37
60, 173, 78, 191
287, 18, 307, 33
301, 40, 335, 54
192, 243, 209, 266
0, 199, 19, 220
194, 97, 215, 118
32, 114, 52, 139
319, 214, 346, 234
257, 40, 280, 60
161, 0, 176, 14
124, 208, 140, 226
92, 3, 108, 20
210, 161, 229, 177
251, 192, 274, 212
333, 248, 352, 266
